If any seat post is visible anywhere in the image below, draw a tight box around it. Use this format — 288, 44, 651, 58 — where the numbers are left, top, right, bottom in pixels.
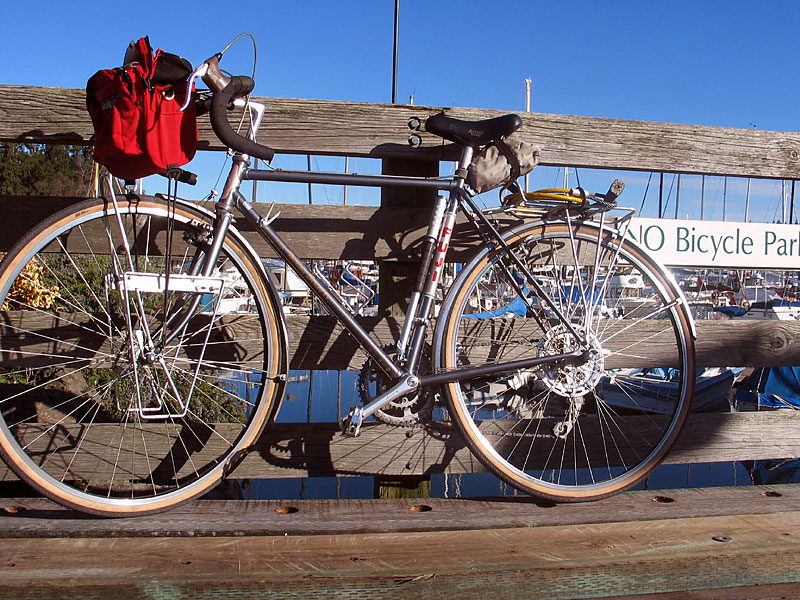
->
455, 145, 475, 183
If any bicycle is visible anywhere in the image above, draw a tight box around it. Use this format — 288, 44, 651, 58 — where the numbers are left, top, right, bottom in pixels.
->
0, 44, 695, 516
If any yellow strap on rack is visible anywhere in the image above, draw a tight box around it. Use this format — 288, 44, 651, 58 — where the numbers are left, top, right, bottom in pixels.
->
503, 189, 585, 206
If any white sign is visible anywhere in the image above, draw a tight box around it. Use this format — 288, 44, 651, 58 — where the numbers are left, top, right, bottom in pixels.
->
626, 218, 800, 269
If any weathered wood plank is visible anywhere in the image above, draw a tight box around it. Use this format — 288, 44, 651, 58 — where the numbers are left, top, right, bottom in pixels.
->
1, 411, 797, 482
287, 316, 800, 370
0, 195, 495, 261
0, 485, 798, 538
0, 196, 437, 261
695, 319, 800, 368
231, 411, 800, 478
3, 85, 800, 178
3, 311, 800, 370
2, 508, 800, 598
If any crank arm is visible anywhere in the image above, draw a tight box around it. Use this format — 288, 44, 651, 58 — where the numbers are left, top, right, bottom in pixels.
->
341, 373, 419, 437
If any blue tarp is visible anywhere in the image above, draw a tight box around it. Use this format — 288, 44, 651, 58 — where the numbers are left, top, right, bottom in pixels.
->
463, 285, 603, 319
713, 305, 747, 318
735, 366, 800, 408
714, 299, 800, 319
463, 294, 532, 318
751, 459, 800, 485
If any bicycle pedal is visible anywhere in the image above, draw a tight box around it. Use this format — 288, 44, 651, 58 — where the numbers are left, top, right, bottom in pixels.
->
340, 406, 364, 437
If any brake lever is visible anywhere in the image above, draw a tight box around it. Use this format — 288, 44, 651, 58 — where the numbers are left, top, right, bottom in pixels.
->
179, 62, 209, 112
180, 53, 233, 112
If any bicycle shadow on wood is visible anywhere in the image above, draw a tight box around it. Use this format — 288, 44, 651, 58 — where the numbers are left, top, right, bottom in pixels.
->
288, 315, 402, 371
246, 420, 469, 482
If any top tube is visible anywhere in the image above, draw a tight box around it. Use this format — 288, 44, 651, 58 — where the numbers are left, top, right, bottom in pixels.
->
241, 167, 460, 192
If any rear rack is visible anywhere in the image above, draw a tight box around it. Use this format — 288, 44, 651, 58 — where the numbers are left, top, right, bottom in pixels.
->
488, 180, 635, 223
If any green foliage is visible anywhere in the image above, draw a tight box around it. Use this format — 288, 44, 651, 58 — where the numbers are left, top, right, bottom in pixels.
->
0, 143, 96, 196
37, 253, 110, 312
0, 366, 55, 387
1, 239, 251, 425
32, 253, 248, 424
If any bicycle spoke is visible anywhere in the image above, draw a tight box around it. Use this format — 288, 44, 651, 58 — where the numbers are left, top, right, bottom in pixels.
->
442, 220, 694, 501
0, 196, 284, 515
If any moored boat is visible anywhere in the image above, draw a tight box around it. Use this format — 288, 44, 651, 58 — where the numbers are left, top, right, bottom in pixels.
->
597, 367, 742, 414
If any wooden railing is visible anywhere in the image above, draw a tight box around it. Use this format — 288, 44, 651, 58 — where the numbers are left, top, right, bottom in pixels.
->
1, 84, 800, 485
4, 85, 800, 178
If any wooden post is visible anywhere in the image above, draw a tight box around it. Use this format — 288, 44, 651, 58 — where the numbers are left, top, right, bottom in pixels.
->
375, 156, 439, 498
373, 476, 432, 499
377, 157, 439, 318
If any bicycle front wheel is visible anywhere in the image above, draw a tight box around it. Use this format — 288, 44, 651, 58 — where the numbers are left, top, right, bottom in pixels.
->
437, 219, 695, 501
0, 195, 286, 516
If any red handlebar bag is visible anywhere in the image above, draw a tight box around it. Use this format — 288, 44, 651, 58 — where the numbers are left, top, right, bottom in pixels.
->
86, 37, 197, 181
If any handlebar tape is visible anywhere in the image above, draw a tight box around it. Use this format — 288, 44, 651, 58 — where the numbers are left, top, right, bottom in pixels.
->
210, 76, 275, 163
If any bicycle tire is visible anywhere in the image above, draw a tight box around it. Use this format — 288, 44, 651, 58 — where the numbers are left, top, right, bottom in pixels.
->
436, 219, 695, 501
0, 195, 287, 516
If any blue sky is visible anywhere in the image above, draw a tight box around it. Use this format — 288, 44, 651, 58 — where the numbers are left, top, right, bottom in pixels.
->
3, 1, 799, 221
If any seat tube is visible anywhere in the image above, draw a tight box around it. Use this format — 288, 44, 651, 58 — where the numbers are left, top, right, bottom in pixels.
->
423, 144, 473, 300
396, 194, 448, 357
405, 146, 473, 371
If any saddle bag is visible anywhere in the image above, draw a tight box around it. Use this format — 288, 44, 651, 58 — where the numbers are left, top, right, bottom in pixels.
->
86, 36, 197, 181
467, 138, 540, 194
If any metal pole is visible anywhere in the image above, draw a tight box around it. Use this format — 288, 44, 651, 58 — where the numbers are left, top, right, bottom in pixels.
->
783, 180, 788, 223
343, 156, 348, 205
524, 78, 532, 111
524, 78, 531, 192
392, 0, 399, 104
723, 177, 727, 221
745, 178, 751, 221
700, 175, 705, 221
675, 173, 681, 219
307, 155, 313, 204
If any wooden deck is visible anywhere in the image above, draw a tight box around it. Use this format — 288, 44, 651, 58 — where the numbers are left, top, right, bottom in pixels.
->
0, 485, 799, 599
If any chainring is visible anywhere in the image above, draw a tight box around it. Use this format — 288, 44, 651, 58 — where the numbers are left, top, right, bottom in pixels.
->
357, 345, 434, 426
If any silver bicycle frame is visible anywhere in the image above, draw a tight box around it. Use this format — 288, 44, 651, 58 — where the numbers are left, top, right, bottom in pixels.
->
189, 100, 592, 420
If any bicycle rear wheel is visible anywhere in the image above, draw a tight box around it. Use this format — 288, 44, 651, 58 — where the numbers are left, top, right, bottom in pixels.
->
0, 195, 286, 516
436, 219, 695, 501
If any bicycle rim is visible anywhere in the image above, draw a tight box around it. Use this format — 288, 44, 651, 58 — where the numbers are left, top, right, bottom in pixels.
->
0, 196, 285, 515
438, 220, 695, 501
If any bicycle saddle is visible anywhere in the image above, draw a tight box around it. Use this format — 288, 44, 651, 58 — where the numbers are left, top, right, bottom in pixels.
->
425, 113, 523, 147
